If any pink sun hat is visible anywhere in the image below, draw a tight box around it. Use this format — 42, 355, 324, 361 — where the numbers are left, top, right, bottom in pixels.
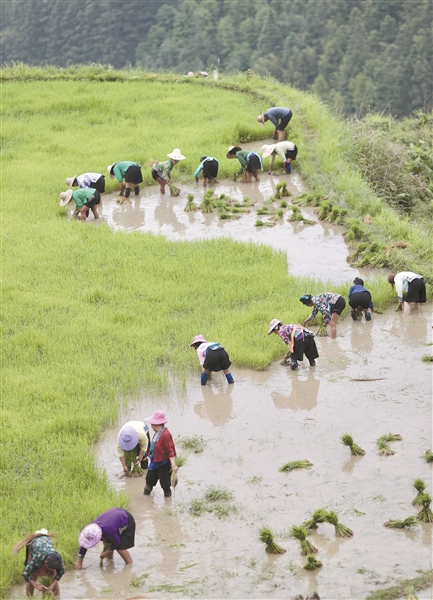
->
268, 319, 283, 335
78, 523, 102, 549
189, 334, 207, 347
143, 411, 167, 425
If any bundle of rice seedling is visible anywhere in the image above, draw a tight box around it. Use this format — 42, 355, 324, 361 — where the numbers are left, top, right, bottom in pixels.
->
290, 525, 318, 555
416, 493, 433, 523
421, 355, 433, 362
288, 206, 303, 222
258, 527, 286, 554
171, 470, 178, 488
423, 449, 433, 462
99, 542, 111, 567
316, 323, 328, 337
280, 199, 288, 208
303, 508, 328, 530
412, 479, 426, 506
317, 200, 333, 220
184, 193, 197, 211
279, 459, 313, 472
275, 182, 291, 198
255, 220, 264, 227
271, 208, 284, 220
340, 432, 365, 456
302, 217, 316, 225
303, 554, 323, 570
254, 220, 276, 227
175, 455, 187, 468
404, 584, 419, 600
218, 207, 228, 219
324, 511, 353, 537
200, 190, 214, 213
231, 206, 250, 214
169, 184, 180, 196
376, 438, 395, 456
380, 433, 403, 442
257, 207, 272, 215
124, 449, 144, 477
384, 516, 417, 528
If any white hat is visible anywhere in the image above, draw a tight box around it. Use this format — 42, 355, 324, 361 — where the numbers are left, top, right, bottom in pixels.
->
107, 164, 117, 178
268, 319, 283, 335
66, 176, 77, 187
167, 149, 185, 161
261, 144, 276, 159
59, 189, 73, 206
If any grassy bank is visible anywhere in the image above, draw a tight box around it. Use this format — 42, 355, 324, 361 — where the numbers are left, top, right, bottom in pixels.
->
1, 65, 429, 593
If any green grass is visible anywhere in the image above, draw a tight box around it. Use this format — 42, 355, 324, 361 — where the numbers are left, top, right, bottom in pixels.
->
365, 569, 433, 600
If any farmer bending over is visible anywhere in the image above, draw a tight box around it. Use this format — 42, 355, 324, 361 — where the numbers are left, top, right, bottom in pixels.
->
300, 293, 346, 339
151, 148, 185, 194
268, 319, 319, 371
189, 334, 234, 385
257, 107, 293, 141
107, 161, 143, 200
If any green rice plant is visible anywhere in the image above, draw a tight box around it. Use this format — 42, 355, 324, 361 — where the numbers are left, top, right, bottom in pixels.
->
422, 355, 433, 362
189, 499, 209, 517
384, 516, 417, 529
324, 511, 354, 537
340, 432, 365, 456
200, 189, 215, 213
317, 200, 333, 220
303, 555, 323, 570
404, 584, 419, 600
279, 459, 313, 472
275, 182, 291, 199
184, 193, 197, 212
179, 435, 206, 453
290, 525, 318, 555
280, 199, 288, 208
271, 209, 285, 221
258, 527, 286, 554
316, 323, 329, 337
169, 184, 181, 196
376, 438, 395, 456
287, 206, 304, 222
412, 479, 426, 506
256, 207, 272, 215
204, 486, 233, 502
255, 220, 264, 226
171, 470, 178, 488
296, 191, 323, 207
422, 450, 433, 462
326, 205, 341, 222
123, 449, 144, 477
303, 508, 328, 530
416, 494, 433, 523
218, 206, 229, 219
254, 220, 276, 227
213, 503, 238, 518
379, 433, 403, 442
175, 455, 187, 468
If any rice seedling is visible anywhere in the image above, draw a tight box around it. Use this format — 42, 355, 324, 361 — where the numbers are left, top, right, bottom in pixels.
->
324, 511, 354, 537
317, 200, 333, 220
290, 525, 318, 555
287, 206, 304, 222
184, 193, 197, 211
303, 508, 328, 530
213, 503, 238, 518
379, 433, 403, 442
279, 459, 313, 472
416, 493, 433, 523
200, 189, 214, 213
404, 584, 419, 600
258, 527, 286, 554
179, 435, 206, 453
175, 455, 187, 468
421, 355, 433, 362
422, 450, 433, 462
384, 516, 417, 529
316, 323, 328, 336
218, 207, 228, 219
376, 438, 395, 456
189, 499, 208, 517
275, 182, 291, 199
303, 555, 323, 570
340, 432, 365, 456
256, 207, 272, 215
271, 209, 285, 221
254, 220, 276, 227
280, 199, 288, 208
123, 449, 144, 477
171, 470, 178, 488
412, 479, 426, 506
204, 486, 233, 502
169, 184, 181, 196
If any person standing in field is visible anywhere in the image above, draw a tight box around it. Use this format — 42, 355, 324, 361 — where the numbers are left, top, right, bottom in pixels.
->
117, 420, 151, 474
194, 156, 219, 187
267, 319, 319, 371
257, 107, 293, 141
300, 293, 346, 339
13, 529, 64, 597
348, 277, 373, 321
76, 507, 135, 569
65, 173, 105, 193
107, 161, 143, 200
226, 146, 262, 183
151, 148, 185, 194
387, 271, 426, 314
59, 188, 100, 221
143, 411, 178, 498
261, 142, 298, 174
189, 334, 234, 385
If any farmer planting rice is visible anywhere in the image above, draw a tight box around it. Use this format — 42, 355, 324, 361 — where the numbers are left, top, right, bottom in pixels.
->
107, 160, 143, 199
59, 187, 100, 221
268, 319, 319, 371
76, 507, 135, 569
117, 420, 151, 474
65, 172, 105, 193
189, 334, 234, 385
256, 106, 293, 141
226, 146, 262, 183
261, 141, 298, 174
348, 277, 374, 321
13, 529, 64, 597
300, 292, 346, 339
151, 148, 185, 195
387, 271, 426, 315
143, 411, 178, 498
194, 155, 219, 187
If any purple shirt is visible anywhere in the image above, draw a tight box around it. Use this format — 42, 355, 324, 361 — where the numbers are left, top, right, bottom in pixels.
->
79, 507, 129, 555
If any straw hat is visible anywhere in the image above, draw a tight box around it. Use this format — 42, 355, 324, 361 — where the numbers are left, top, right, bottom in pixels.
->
189, 334, 208, 347
226, 145, 241, 158
107, 163, 117, 178
268, 319, 283, 335
79, 523, 102, 549
65, 176, 77, 188
143, 411, 167, 425
257, 112, 266, 126
261, 144, 276, 159
118, 425, 139, 451
167, 149, 185, 160
59, 189, 73, 206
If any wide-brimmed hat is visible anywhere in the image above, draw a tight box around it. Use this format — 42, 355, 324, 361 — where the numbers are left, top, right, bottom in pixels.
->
167, 149, 185, 160
78, 523, 102, 549
261, 144, 276, 159
59, 189, 73, 206
257, 112, 265, 126
268, 319, 283, 335
144, 411, 167, 425
118, 425, 139, 451
226, 145, 241, 158
189, 334, 207, 347
66, 176, 77, 187
107, 163, 117, 178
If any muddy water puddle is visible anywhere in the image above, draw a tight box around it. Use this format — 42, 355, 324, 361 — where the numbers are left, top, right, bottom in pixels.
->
11, 308, 431, 600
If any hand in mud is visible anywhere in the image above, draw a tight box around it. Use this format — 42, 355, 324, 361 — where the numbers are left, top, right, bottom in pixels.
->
396, 303, 403, 311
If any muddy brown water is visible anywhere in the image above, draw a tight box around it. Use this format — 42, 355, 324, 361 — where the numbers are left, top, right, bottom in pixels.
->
11, 161, 432, 599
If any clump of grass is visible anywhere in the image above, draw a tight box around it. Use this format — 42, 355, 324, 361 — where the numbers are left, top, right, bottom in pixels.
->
303, 508, 327, 530
376, 438, 395, 456
324, 511, 354, 537
254, 220, 276, 227
204, 486, 233, 502
340, 432, 365, 456
275, 182, 291, 198
259, 527, 286, 554
179, 435, 206, 453
303, 555, 323, 570
288, 206, 304, 222
184, 193, 197, 211
169, 184, 180, 196
421, 355, 433, 362
380, 433, 403, 442
124, 449, 144, 477
189, 499, 208, 516
280, 199, 288, 208
290, 525, 318, 555
384, 516, 417, 529
416, 493, 433, 523
412, 479, 426, 506
404, 584, 419, 600
189, 486, 236, 519
279, 459, 313, 472
175, 455, 187, 468
422, 450, 433, 462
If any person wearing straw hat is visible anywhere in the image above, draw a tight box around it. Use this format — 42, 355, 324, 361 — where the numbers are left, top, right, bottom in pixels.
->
300, 293, 346, 339
151, 148, 185, 195
76, 507, 135, 570
59, 187, 100, 221
107, 160, 143, 199
268, 319, 319, 371
117, 421, 150, 474
387, 271, 426, 315
256, 107, 293, 141
143, 411, 178, 497
226, 146, 262, 183
189, 335, 234, 385
13, 529, 64, 597
194, 155, 219, 187
261, 141, 298, 174
65, 173, 105, 193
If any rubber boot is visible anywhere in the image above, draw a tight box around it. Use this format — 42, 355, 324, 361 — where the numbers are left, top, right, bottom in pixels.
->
290, 358, 298, 371
365, 311, 371, 321
309, 360, 316, 366
143, 484, 153, 495
226, 373, 234, 384
134, 186, 140, 195
163, 488, 172, 497
201, 372, 208, 386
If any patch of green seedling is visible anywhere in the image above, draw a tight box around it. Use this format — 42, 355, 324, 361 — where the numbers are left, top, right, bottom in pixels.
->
416, 493, 433, 523
295, 191, 324, 207
326, 205, 348, 225
290, 525, 318, 555
124, 449, 144, 477
422, 355, 433, 362
316, 323, 328, 337
169, 184, 180, 196
200, 189, 215, 213
270, 208, 285, 221
380, 433, 403, 442
384, 516, 417, 529
317, 200, 333, 220
256, 207, 272, 215
258, 527, 286, 554
204, 486, 233, 502
254, 220, 276, 227
422, 450, 433, 463
303, 508, 328, 530
189, 486, 236, 518
280, 199, 288, 208
288, 206, 304, 222
303, 555, 323, 570
184, 193, 197, 211
279, 459, 313, 472
412, 479, 426, 506
179, 435, 206, 453
275, 182, 291, 199
404, 584, 419, 600
376, 438, 395, 456
324, 511, 353, 537
340, 432, 365, 456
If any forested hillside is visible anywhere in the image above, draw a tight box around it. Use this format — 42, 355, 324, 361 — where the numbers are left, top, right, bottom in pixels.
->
2, 0, 432, 116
